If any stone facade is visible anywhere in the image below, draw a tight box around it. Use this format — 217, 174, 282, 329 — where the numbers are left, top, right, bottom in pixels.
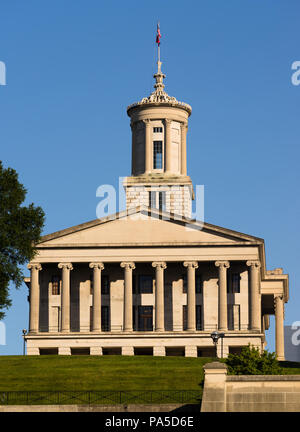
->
201, 362, 300, 412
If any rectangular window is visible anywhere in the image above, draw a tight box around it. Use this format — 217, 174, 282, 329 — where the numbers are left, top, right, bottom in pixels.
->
138, 306, 153, 331
153, 127, 163, 133
196, 274, 203, 294
149, 191, 156, 208
158, 191, 166, 211
138, 275, 153, 294
90, 305, 93, 331
228, 304, 234, 330
153, 141, 163, 169
133, 274, 136, 294
133, 305, 137, 330
183, 305, 187, 330
102, 275, 110, 295
90, 272, 93, 294
101, 305, 110, 331
228, 273, 240, 293
51, 275, 60, 295
196, 305, 202, 330
182, 274, 187, 293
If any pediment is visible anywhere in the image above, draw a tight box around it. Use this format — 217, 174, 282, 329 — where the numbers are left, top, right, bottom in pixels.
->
37, 207, 263, 248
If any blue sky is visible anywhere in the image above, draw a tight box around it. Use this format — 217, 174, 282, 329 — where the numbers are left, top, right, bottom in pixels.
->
0, 0, 299, 354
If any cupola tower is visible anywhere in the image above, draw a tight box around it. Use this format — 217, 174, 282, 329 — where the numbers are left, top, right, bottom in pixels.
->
124, 47, 194, 218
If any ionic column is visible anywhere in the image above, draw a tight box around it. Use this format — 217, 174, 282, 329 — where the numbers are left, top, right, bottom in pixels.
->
89, 262, 104, 332
165, 119, 172, 172
131, 121, 136, 175
246, 260, 261, 331
144, 119, 151, 173
58, 263, 73, 333
215, 261, 230, 331
274, 295, 285, 360
120, 262, 135, 331
180, 122, 188, 175
27, 263, 42, 333
183, 261, 198, 331
152, 262, 167, 331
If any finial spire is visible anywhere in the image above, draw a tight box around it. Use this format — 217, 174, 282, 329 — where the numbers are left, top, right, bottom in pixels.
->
127, 23, 192, 114
154, 22, 165, 92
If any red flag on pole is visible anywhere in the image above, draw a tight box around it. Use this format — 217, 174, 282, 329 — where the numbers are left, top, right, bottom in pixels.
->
156, 23, 161, 46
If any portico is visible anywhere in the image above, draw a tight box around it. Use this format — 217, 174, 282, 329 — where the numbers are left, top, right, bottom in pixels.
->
24, 208, 288, 359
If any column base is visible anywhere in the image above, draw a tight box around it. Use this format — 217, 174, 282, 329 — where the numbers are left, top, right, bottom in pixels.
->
276, 355, 285, 361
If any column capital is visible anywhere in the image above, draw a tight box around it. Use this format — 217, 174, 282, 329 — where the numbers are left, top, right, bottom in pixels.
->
58, 262, 73, 270
274, 294, 284, 306
183, 261, 198, 269
246, 260, 261, 269
180, 121, 188, 130
215, 260, 230, 269
246, 260, 261, 268
142, 118, 151, 125
27, 263, 42, 271
89, 262, 104, 270
152, 261, 167, 269
165, 118, 172, 125
120, 261, 135, 270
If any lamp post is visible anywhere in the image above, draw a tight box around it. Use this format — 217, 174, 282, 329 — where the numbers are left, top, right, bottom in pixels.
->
22, 329, 27, 355
210, 331, 225, 358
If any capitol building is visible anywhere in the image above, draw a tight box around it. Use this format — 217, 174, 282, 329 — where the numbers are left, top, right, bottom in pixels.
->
25, 53, 288, 359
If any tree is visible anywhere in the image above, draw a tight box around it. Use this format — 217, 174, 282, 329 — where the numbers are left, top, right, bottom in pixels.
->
225, 344, 283, 375
0, 161, 45, 319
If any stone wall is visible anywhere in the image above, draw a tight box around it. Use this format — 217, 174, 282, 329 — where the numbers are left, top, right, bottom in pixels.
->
201, 362, 300, 412
0, 403, 199, 412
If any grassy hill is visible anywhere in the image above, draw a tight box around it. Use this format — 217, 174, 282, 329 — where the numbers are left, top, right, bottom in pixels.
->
0, 355, 211, 392
0, 356, 299, 394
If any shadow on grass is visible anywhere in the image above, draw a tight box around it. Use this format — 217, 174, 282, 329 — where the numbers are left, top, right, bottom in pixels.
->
279, 361, 300, 369
170, 403, 201, 412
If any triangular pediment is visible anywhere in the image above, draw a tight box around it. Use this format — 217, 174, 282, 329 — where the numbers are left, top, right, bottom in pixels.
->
37, 207, 263, 248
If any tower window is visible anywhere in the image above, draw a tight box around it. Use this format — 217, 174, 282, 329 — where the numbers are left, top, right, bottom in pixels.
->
158, 191, 166, 211
149, 191, 156, 208
153, 127, 163, 133
153, 141, 163, 169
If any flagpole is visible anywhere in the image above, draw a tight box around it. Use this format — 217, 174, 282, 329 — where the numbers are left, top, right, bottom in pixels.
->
157, 22, 160, 70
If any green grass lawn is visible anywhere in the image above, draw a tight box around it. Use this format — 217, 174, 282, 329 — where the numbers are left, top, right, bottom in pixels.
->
0, 355, 212, 392
279, 361, 300, 375
0, 356, 299, 394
